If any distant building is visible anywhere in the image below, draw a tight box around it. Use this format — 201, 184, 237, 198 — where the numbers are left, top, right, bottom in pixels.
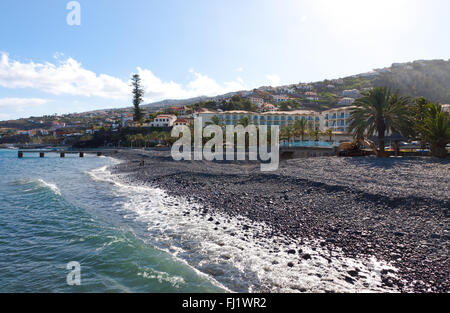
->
166, 106, 189, 115
305, 91, 319, 101
297, 83, 313, 91
249, 97, 265, 108
272, 95, 289, 103
338, 97, 356, 106
121, 115, 133, 127
342, 89, 360, 98
174, 118, 191, 126
150, 114, 177, 127
322, 106, 356, 133
262, 104, 277, 112
441, 104, 450, 112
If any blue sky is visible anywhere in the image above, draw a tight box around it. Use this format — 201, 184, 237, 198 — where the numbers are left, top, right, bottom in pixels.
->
0, 0, 449, 120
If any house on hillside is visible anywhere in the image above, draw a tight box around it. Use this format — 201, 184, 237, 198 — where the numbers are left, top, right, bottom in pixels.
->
249, 97, 265, 108
273, 95, 289, 103
342, 89, 361, 98
150, 114, 177, 127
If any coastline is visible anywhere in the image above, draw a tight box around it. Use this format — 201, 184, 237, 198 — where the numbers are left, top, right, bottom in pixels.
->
104, 149, 449, 292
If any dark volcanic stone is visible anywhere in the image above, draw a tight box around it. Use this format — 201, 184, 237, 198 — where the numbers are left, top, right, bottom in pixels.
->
107, 150, 450, 293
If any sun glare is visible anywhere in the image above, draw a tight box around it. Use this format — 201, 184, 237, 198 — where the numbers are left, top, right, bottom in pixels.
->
310, 0, 420, 33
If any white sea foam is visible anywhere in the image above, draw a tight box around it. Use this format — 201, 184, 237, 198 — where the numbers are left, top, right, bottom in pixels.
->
36, 179, 62, 196
138, 269, 186, 288
89, 165, 402, 293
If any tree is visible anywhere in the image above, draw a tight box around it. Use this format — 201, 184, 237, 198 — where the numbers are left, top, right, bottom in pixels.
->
237, 116, 250, 127
127, 134, 136, 148
293, 119, 307, 141
418, 102, 450, 158
131, 74, 144, 122
410, 97, 431, 148
206, 115, 221, 126
281, 126, 295, 143
311, 129, 320, 141
307, 121, 315, 140
322, 128, 333, 141
349, 87, 410, 156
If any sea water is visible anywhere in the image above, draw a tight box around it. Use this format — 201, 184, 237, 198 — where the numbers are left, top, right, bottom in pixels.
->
0, 149, 399, 293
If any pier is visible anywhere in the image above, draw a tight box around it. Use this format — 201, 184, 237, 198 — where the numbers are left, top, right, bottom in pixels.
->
17, 150, 117, 158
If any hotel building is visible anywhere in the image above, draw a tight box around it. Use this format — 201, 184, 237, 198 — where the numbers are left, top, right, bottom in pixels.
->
195, 106, 356, 133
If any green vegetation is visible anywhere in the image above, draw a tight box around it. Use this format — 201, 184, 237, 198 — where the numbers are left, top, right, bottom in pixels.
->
293, 119, 307, 141
417, 102, 450, 158
373, 60, 450, 104
131, 74, 144, 122
348, 86, 449, 158
349, 87, 411, 156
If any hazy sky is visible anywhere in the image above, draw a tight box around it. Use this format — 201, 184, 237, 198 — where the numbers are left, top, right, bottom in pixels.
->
0, 0, 449, 120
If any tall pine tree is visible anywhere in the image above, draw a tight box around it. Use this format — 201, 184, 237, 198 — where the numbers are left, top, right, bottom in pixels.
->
131, 74, 144, 122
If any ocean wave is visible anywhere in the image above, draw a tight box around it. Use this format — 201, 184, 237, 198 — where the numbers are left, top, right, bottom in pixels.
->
12, 178, 61, 196
138, 269, 186, 288
88, 165, 400, 293
36, 179, 61, 196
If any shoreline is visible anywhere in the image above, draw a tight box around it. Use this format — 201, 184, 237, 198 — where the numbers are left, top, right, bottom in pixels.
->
105, 149, 449, 292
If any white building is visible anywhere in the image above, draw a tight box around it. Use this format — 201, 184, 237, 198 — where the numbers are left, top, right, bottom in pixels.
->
441, 104, 450, 112
197, 106, 357, 134
339, 97, 356, 106
321, 106, 356, 133
342, 89, 361, 98
150, 114, 177, 127
198, 110, 322, 130
273, 95, 289, 103
249, 97, 265, 108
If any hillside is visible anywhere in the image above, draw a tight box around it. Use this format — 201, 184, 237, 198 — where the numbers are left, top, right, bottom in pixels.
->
372, 59, 450, 103
140, 59, 450, 111
0, 59, 448, 128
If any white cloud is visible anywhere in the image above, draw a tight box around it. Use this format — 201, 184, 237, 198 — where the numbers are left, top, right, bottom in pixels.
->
0, 53, 130, 99
138, 67, 246, 101
266, 74, 281, 87
0, 98, 50, 111
0, 52, 249, 103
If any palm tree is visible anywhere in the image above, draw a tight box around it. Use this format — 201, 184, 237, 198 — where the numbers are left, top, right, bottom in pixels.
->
419, 102, 450, 158
322, 128, 333, 142
311, 129, 320, 141
281, 126, 295, 143
144, 134, 153, 148
127, 134, 136, 148
206, 115, 222, 126
349, 87, 410, 156
135, 133, 144, 148
237, 116, 250, 127
307, 121, 315, 140
293, 119, 307, 141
